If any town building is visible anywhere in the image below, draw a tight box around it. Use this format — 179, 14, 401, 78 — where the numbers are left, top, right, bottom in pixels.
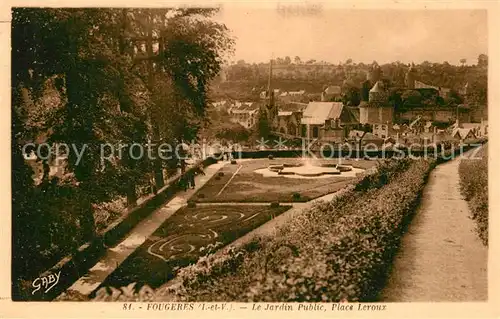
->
278, 90, 307, 103
321, 86, 342, 102
276, 102, 308, 137
228, 102, 260, 129
413, 80, 451, 98
359, 80, 394, 129
211, 100, 231, 112
300, 102, 358, 142
452, 127, 477, 141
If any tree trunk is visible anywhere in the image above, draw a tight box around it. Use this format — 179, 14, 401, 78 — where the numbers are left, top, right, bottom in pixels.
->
80, 202, 95, 242
126, 184, 138, 208
146, 15, 165, 191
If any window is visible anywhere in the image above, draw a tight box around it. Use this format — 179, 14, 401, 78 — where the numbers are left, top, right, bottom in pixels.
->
312, 126, 319, 138
374, 125, 379, 130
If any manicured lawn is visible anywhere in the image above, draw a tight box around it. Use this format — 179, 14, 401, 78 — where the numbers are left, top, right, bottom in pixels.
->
93, 204, 291, 293
192, 158, 376, 203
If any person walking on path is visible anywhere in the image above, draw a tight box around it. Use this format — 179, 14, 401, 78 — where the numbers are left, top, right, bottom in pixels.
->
185, 166, 205, 189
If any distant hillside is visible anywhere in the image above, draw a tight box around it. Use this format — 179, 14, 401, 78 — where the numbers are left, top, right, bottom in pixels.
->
211, 58, 487, 106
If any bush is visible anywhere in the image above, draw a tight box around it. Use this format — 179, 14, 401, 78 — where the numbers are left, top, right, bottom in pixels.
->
187, 201, 196, 208
270, 202, 280, 208
155, 158, 434, 302
231, 160, 237, 165
268, 155, 274, 160
214, 176, 221, 181
218, 172, 225, 177
459, 145, 488, 245
292, 192, 301, 201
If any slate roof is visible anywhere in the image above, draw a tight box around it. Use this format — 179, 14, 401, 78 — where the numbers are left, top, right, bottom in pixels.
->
327, 102, 347, 119
369, 81, 385, 93
452, 128, 476, 139
349, 107, 360, 122
302, 102, 337, 125
230, 102, 260, 113
301, 102, 353, 125
279, 102, 308, 113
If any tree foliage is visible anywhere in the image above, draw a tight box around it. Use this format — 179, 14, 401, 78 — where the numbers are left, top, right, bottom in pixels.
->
11, 7, 233, 296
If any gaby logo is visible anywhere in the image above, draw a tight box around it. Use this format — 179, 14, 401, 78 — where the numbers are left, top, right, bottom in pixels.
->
32, 271, 61, 295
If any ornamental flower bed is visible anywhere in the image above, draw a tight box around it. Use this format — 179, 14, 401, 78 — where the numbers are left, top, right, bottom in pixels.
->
151, 158, 435, 302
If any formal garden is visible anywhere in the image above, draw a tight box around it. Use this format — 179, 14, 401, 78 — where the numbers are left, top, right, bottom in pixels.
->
193, 158, 376, 203
86, 157, 437, 301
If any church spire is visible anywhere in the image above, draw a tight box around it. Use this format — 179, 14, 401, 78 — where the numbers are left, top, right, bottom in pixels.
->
267, 58, 274, 105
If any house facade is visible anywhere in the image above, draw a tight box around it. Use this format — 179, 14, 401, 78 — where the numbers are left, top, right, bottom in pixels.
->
321, 85, 342, 102
359, 81, 394, 132
276, 102, 308, 137
300, 102, 358, 142
228, 102, 260, 129
278, 90, 307, 103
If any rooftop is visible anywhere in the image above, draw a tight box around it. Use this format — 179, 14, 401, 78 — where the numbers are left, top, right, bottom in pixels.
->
301, 102, 346, 125
369, 81, 385, 93
279, 102, 308, 113
324, 86, 342, 95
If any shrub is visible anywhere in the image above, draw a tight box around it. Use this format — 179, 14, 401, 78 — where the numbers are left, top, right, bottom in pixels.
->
270, 202, 280, 208
231, 160, 237, 165
458, 145, 488, 245
187, 201, 196, 208
268, 155, 274, 160
153, 158, 434, 302
292, 192, 301, 201
218, 172, 224, 177
214, 176, 221, 181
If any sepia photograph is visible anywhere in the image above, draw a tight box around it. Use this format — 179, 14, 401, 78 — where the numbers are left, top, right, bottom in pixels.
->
8, 2, 492, 309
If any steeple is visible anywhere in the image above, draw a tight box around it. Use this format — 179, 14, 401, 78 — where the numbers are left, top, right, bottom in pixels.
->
267, 58, 274, 106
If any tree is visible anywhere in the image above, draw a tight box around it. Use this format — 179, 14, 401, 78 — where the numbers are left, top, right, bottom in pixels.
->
445, 89, 464, 106
460, 58, 466, 67
402, 90, 423, 106
294, 56, 301, 64
342, 87, 361, 106
477, 54, 488, 68
256, 110, 270, 139
214, 122, 250, 142
345, 58, 353, 65
284, 56, 291, 65
11, 8, 233, 296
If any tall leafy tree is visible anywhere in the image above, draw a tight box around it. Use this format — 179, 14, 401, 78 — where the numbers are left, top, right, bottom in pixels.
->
11, 8, 233, 295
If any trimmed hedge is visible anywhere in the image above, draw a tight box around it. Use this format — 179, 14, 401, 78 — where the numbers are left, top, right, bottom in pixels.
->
150, 158, 435, 302
458, 145, 488, 245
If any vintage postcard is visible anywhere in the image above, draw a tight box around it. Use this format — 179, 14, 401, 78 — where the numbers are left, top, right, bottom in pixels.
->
1, 0, 499, 318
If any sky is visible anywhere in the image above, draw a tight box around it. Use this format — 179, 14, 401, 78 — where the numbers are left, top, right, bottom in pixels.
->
212, 7, 488, 66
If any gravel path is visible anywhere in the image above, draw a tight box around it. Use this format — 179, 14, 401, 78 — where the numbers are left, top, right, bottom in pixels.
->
380, 158, 488, 301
